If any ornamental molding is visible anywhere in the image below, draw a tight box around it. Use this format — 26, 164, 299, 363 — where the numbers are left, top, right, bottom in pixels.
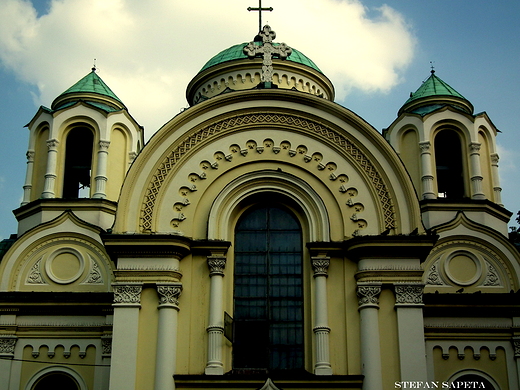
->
0, 336, 17, 355
157, 284, 182, 307
258, 378, 281, 390
311, 257, 330, 276
513, 337, 520, 357
26, 150, 35, 161
425, 260, 445, 286
357, 285, 381, 308
84, 256, 104, 284
207, 256, 226, 276
98, 140, 111, 151
26, 257, 46, 285
469, 142, 481, 153
427, 341, 503, 361
482, 261, 501, 287
113, 284, 142, 305
419, 141, 431, 153
101, 336, 112, 356
170, 138, 367, 234
46, 138, 59, 150
139, 113, 395, 232
394, 284, 424, 306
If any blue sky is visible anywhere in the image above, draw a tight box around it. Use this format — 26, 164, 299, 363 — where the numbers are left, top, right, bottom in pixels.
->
0, 0, 519, 240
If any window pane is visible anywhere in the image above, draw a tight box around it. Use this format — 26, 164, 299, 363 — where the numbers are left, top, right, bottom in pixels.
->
234, 204, 304, 370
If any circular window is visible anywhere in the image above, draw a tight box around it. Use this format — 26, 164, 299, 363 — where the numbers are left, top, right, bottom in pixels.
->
444, 251, 482, 286
45, 248, 85, 284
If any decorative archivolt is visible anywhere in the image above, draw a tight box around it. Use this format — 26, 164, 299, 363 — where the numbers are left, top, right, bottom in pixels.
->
140, 112, 395, 232
170, 138, 368, 236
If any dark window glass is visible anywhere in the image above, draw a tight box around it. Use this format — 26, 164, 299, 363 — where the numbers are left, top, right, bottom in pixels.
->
435, 130, 464, 199
33, 372, 79, 390
63, 127, 94, 198
233, 204, 304, 371
452, 374, 495, 389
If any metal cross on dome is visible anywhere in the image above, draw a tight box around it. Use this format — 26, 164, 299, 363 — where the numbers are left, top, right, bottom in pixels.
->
243, 25, 292, 84
247, 0, 273, 33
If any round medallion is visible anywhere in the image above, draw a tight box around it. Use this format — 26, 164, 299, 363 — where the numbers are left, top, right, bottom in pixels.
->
444, 252, 481, 286
45, 248, 85, 284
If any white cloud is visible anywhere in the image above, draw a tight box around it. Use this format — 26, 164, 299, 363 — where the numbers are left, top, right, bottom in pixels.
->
0, 0, 416, 135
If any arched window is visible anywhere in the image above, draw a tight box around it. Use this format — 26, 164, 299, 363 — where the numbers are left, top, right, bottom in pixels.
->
434, 130, 464, 199
63, 127, 94, 198
32, 372, 80, 390
452, 374, 496, 389
233, 204, 304, 371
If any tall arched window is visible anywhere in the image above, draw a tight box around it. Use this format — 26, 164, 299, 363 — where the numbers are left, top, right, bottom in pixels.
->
435, 130, 464, 199
63, 127, 94, 198
32, 372, 80, 390
233, 204, 304, 371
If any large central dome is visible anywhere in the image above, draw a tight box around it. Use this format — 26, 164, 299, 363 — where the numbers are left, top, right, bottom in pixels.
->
186, 29, 334, 106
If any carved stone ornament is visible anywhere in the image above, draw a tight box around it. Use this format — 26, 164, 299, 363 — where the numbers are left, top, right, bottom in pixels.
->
26, 150, 35, 162
157, 285, 182, 307
483, 262, 501, 287
0, 337, 17, 355
512, 337, 520, 357
113, 285, 142, 304
395, 284, 424, 306
46, 139, 59, 150
426, 261, 444, 286
311, 257, 330, 277
357, 285, 381, 308
207, 256, 226, 276
85, 260, 103, 284
101, 336, 112, 356
98, 140, 111, 151
27, 258, 46, 285
419, 141, 431, 153
258, 378, 281, 390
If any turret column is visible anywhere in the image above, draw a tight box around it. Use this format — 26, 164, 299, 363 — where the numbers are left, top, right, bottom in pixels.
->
41, 139, 59, 199
21, 151, 35, 205
93, 140, 110, 199
490, 153, 503, 206
419, 141, 436, 199
469, 142, 485, 199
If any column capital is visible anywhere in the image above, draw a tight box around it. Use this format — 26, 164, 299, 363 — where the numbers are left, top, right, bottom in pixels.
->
26, 150, 35, 161
311, 257, 330, 277
98, 140, 111, 151
394, 284, 424, 307
512, 336, 520, 358
469, 142, 481, 153
419, 141, 431, 152
157, 284, 182, 309
113, 284, 143, 306
0, 336, 17, 357
207, 256, 226, 276
46, 138, 59, 150
357, 284, 381, 309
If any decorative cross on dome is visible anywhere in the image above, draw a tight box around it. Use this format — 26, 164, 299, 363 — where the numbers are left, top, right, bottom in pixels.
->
247, 0, 273, 33
243, 25, 292, 84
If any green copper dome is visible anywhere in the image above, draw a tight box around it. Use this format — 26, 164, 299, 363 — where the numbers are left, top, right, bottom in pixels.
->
400, 71, 473, 115
51, 68, 125, 111
200, 42, 322, 74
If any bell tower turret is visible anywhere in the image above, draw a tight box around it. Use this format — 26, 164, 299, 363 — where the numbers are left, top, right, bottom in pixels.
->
384, 70, 509, 235
16, 68, 144, 235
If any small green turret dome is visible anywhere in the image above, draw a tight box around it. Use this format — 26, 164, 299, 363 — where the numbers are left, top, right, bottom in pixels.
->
51, 68, 125, 112
399, 71, 473, 116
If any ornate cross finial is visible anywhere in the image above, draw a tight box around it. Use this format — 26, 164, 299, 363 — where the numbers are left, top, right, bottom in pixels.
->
243, 25, 292, 84
430, 61, 435, 74
247, 0, 273, 33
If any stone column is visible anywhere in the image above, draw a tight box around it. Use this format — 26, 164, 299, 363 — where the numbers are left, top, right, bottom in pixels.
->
41, 139, 59, 199
21, 151, 35, 205
490, 153, 503, 206
0, 336, 17, 389
419, 141, 436, 199
109, 284, 142, 390
93, 140, 110, 199
469, 142, 486, 200
394, 284, 427, 381
311, 257, 332, 375
205, 256, 226, 375
357, 284, 383, 390
154, 284, 183, 390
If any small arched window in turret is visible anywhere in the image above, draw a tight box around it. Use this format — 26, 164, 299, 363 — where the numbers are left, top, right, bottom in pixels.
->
434, 129, 465, 199
63, 127, 94, 198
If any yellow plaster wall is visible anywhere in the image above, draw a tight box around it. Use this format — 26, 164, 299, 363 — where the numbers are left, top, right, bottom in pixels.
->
399, 128, 421, 192
106, 128, 128, 201
21, 344, 97, 389
344, 259, 361, 375
432, 346, 509, 389
32, 127, 49, 201
379, 289, 400, 388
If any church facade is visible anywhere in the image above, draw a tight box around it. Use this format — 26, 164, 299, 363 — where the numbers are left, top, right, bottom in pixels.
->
0, 24, 519, 390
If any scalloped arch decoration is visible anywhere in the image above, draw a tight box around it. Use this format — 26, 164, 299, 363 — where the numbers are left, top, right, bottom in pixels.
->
140, 112, 395, 232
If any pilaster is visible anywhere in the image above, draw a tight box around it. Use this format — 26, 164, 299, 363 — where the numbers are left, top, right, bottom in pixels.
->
0, 336, 17, 390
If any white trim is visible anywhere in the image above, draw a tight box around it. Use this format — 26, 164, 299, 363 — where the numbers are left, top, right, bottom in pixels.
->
207, 170, 330, 241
